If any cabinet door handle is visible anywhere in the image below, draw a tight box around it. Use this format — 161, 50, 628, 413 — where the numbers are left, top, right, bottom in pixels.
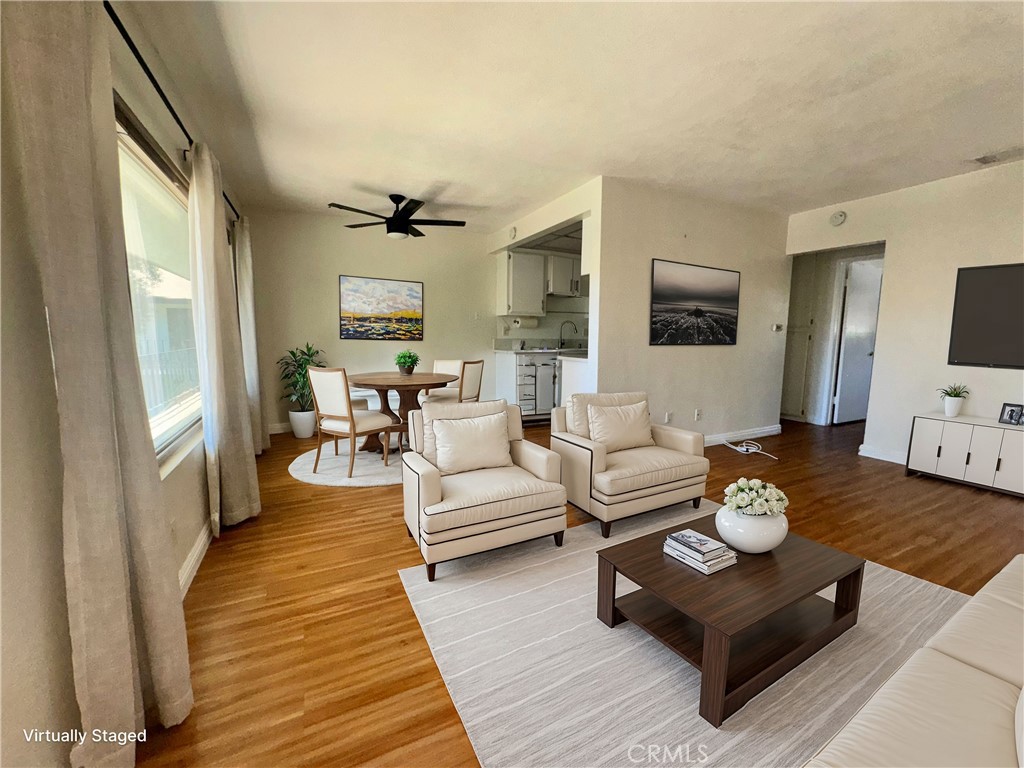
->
966, 452, 971, 465
936, 445, 942, 458
996, 458, 1002, 472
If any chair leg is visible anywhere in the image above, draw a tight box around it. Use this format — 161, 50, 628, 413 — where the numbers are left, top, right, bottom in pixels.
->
383, 431, 390, 466
692, 496, 702, 509
406, 526, 413, 538
313, 433, 323, 473
426, 563, 436, 582
554, 531, 564, 547
334, 436, 339, 456
347, 434, 357, 478
600, 521, 612, 538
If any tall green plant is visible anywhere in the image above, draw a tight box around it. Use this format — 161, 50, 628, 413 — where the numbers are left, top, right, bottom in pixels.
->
277, 343, 326, 412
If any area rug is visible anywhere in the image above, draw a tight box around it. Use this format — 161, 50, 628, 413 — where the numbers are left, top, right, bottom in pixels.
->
287, 443, 401, 487
399, 502, 968, 768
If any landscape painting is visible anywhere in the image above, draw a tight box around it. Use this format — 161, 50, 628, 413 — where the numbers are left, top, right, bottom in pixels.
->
650, 259, 740, 345
339, 275, 423, 341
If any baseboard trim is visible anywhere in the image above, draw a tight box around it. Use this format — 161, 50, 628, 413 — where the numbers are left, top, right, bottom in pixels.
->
179, 525, 212, 597
268, 422, 290, 435
705, 424, 782, 446
857, 444, 906, 465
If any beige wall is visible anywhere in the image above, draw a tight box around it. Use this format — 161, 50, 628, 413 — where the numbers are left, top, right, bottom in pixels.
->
596, 178, 791, 440
249, 209, 495, 428
787, 161, 1024, 462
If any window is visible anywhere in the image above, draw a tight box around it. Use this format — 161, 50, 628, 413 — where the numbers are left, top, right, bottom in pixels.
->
117, 130, 201, 452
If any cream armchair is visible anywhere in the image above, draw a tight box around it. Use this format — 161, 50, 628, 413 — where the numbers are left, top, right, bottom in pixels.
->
551, 392, 709, 538
402, 399, 567, 581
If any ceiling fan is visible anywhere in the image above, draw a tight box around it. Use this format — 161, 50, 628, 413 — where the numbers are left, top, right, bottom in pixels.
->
328, 194, 466, 239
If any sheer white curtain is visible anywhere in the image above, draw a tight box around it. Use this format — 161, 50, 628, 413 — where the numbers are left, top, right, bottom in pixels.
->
233, 216, 270, 454
189, 144, 261, 535
2, 4, 193, 765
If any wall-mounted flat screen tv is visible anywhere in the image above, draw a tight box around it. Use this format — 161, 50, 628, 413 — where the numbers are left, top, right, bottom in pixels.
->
947, 263, 1024, 369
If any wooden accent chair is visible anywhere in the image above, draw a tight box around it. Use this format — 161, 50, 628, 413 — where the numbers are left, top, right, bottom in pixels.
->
308, 367, 395, 477
422, 359, 484, 404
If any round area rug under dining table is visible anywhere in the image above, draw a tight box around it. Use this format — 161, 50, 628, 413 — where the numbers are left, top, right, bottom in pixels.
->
287, 442, 402, 487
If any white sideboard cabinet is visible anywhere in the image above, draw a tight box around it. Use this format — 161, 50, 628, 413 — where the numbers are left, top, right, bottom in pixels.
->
906, 414, 1024, 497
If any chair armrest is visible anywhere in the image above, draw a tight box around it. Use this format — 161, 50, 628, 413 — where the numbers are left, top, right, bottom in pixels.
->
550, 432, 607, 474
510, 440, 561, 483
651, 424, 704, 456
402, 452, 441, 511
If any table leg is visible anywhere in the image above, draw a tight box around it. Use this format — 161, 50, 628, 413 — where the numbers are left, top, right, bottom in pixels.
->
396, 388, 424, 448
597, 556, 622, 627
699, 626, 731, 728
835, 564, 864, 623
359, 386, 399, 453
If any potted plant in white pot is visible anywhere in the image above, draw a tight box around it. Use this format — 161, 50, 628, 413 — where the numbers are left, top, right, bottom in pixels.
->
937, 383, 969, 418
277, 343, 326, 438
395, 349, 420, 375
715, 478, 790, 554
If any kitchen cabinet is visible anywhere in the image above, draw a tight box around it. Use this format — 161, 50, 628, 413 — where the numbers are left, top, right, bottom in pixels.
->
906, 414, 1024, 497
495, 251, 546, 316
546, 255, 582, 297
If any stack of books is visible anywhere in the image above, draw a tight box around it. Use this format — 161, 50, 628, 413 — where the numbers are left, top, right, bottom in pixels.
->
664, 529, 737, 574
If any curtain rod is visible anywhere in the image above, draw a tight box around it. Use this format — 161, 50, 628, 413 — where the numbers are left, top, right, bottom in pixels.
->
103, 0, 241, 221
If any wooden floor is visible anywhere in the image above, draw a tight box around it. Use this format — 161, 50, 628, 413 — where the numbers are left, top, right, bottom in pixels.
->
138, 420, 1022, 768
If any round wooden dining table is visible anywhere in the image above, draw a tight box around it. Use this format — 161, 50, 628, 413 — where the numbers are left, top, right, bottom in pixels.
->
348, 370, 458, 452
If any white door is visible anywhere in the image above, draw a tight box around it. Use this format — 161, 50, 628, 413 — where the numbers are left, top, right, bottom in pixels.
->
963, 426, 1005, 486
935, 422, 974, 479
908, 418, 944, 473
993, 430, 1024, 494
833, 259, 883, 424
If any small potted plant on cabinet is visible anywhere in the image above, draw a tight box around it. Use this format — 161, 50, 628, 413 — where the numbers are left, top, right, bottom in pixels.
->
277, 343, 326, 438
395, 349, 420, 375
937, 383, 970, 418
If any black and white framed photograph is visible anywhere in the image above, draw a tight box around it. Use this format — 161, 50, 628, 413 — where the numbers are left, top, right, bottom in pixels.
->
998, 402, 1024, 425
650, 259, 740, 345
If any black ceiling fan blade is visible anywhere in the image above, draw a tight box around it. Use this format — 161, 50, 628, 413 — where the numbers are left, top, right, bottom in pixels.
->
328, 202, 387, 219
408, 219, 466, 227
345, 221, 385, 229
397, 198, 425, 219
409, 226, 426, 238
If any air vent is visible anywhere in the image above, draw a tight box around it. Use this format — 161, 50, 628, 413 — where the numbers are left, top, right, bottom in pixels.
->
972, 147, 1024, 166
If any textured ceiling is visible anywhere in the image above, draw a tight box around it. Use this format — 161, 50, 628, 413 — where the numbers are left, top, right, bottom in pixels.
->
126, 2, 1023, 231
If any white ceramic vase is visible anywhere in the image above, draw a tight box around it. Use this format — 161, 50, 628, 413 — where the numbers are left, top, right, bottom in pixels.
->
289, 410, 317, 439
715, 506, 789, 554
944, 396, 965, 418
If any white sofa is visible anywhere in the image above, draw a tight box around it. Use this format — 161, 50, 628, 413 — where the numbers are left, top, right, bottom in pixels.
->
807, 554, 1024, 768
550, 392, 709, 537
402, 400, 567, 581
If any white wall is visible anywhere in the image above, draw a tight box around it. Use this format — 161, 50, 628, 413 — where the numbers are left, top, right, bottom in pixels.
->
787, 161, 1024, 463
595, 178, 791, 441
249, 209, 495, 428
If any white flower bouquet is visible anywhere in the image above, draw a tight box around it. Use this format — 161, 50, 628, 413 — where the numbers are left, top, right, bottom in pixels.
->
723, 477, 789, 516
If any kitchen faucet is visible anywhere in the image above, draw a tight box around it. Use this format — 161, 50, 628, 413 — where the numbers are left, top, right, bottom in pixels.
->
559, 320, 579, 349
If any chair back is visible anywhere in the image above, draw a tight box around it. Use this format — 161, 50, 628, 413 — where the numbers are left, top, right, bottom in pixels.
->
458, 360, 484, 402
432, 359, 462, 389
409, 400, 522, 460
308, 367, 355, 419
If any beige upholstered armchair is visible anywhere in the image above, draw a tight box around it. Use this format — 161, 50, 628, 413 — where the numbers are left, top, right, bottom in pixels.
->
402, 399, 567, 581
550, 392, 709, 538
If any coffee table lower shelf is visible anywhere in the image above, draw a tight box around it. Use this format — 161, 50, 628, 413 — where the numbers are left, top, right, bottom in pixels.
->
616, 588, 858, 725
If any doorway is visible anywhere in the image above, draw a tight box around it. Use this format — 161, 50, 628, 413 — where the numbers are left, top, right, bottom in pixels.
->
780, 244, 885, 429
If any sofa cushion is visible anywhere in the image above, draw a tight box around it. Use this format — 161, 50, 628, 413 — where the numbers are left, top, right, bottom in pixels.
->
420, 399, 507, 465
566, 392, 648, 439
976, 554, 1024, 611
421, 466, 566, 534
592, 446, 710, 496
1016, 690, 1023, 768
431, 412, 513, 476
807, 647, 1020, 768
926, 590, 1024, 688
587, 401, 656, 453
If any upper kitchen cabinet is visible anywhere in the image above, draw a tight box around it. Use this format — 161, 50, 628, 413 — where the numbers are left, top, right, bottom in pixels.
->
496, 250, 546, 316
547, 254, 582, 297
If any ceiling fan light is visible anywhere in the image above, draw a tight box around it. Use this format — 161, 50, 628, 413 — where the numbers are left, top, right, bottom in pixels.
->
386, 230, 409, 240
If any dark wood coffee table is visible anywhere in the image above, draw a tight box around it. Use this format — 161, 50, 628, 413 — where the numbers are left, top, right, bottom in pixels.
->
597, 514, 864, 727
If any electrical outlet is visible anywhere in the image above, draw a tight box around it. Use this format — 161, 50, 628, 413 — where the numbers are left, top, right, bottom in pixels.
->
664, 411, 673, 424
694, 408, 703, 422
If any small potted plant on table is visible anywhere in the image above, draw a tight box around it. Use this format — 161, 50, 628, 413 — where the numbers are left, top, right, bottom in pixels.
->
937, 383, 970, 418
395, 349, 420, 375
277, 343, 326, 438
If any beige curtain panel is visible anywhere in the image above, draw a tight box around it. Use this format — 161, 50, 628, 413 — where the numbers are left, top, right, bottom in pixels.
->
2, 4, 193, 765
233, 216, 271, 454
189, 144, 261, 535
